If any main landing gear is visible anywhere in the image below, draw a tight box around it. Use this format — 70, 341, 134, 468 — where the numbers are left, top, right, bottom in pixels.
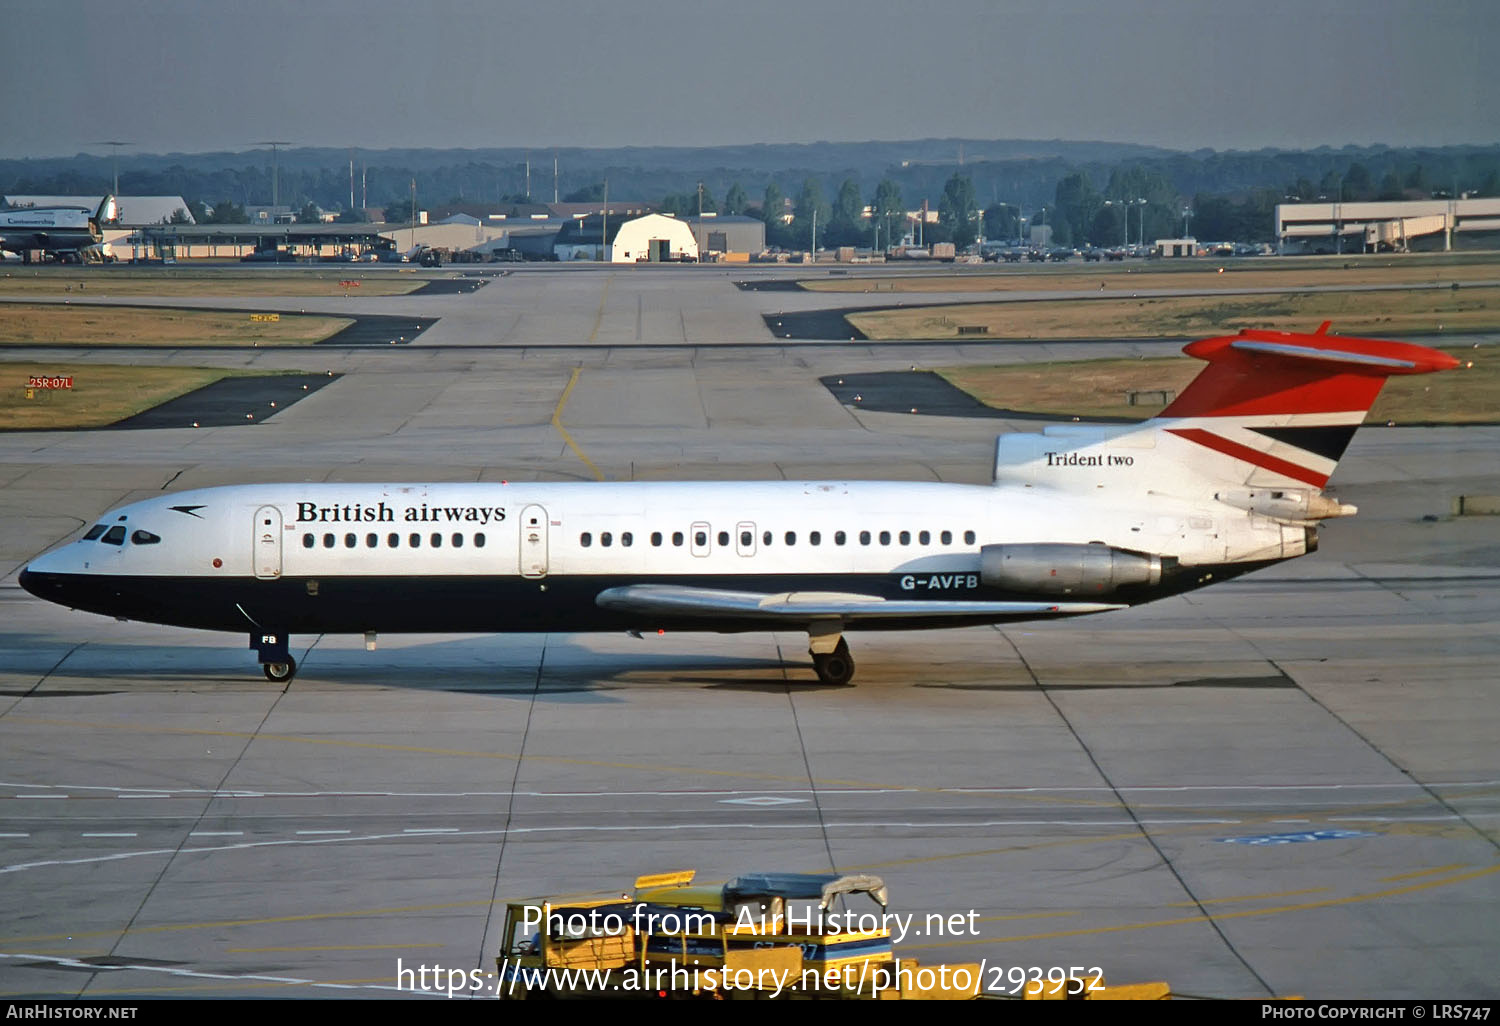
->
809, 632, 855, 685
251, 631, 299, 684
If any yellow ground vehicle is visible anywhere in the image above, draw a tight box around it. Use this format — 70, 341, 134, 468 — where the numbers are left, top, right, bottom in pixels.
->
494, 870, 983, 1000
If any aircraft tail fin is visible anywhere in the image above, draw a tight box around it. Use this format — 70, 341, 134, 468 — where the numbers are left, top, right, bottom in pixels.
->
1150, 324, 1459, 490
93, 195, 118, 224
992, 326, 1458, 504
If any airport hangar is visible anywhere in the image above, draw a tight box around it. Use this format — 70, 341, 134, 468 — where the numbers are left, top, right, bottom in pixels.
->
0, 261, 1496, 1000
124, 210, 765, 263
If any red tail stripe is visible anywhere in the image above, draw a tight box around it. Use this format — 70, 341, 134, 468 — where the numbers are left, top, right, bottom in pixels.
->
1166, 428, 1330, 488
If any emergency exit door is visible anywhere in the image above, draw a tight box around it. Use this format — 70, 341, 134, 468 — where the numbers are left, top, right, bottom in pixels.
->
519, 504, 549, 578
254, 505, 282, 579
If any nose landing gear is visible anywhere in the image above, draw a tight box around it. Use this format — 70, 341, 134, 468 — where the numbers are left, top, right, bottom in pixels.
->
263, 657, 297, 683
251, 631, 298, 683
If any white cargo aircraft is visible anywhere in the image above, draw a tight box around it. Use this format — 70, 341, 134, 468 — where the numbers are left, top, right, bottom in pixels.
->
19, 326, 1458, 685
0, 195, 118, 262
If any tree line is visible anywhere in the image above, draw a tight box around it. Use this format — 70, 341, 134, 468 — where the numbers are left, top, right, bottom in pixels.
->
5, 143, 1498, 244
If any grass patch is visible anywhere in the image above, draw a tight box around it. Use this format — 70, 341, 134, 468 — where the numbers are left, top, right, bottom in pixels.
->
0, 270, 423, 297
0, 363, 268, 429
936, 347, 1493, 425
801, 255, 1500, 295
847, 286, 1500, 340
0, 303, 351, 346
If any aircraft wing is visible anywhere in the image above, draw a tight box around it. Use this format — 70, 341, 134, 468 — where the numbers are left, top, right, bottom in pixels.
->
595, 584, 1122, 624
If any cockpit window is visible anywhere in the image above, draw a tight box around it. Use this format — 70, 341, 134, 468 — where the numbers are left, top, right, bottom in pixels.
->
131, 530, 161, 545
83, 524, 108, 541
101, 525, 127, 545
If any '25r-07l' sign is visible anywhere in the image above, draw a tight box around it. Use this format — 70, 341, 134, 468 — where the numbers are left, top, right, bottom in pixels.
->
27, 375, 73, 390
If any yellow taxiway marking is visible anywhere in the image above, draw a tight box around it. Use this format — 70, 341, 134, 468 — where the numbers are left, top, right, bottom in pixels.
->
900, 864, 1500, 954
2, 715, 876, 788
551, 366, 604, 481
0, 900, 494, 946
587, 273, 613, 342
1165, 887, 1328, 908
1380, 862, 1469, 882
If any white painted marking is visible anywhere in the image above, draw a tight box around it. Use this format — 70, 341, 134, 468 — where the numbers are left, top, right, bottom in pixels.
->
81, 832, 137, 838
295, 830, 350, 835
403, 828, 460, 833
5, 778, 1498, 801
0, 833, 29, 838
720, 796, 810, 806
15, 795, 66, 800
118, 793, 171, 799
190, 831, 244, 837
0, 950, 439, 995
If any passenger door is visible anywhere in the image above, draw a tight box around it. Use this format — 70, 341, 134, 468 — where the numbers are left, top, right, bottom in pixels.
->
519, 504, 548, 578
254, 505, 282, 579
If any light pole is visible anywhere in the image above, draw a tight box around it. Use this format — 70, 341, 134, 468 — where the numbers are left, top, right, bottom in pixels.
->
92, 141, 131, 197
256, 141, 291, 213
1105, 199, 1128, 247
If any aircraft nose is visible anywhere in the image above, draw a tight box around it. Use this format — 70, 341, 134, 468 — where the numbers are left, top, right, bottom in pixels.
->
18, 549, 70, 601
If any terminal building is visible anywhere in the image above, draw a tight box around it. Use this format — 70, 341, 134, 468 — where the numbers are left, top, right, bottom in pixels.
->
1276, 197, 1500, 253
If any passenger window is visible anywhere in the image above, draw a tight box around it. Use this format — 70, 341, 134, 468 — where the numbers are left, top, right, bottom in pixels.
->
345, 533, 356, 548
580, 532, 592, 547
431, 532, 442, 548
303, 533, 315, 549
784, 531, 796, 546
919, 530, 930, 545
941, 530, 952, 545
762, 530, 772, 546
102, 525, 126, 545
741, 530, 753, 547
651, 532, 662, 547
673, 532, 684, 547
899, 531, 910, 545
323, 533, 335, 548
409, 533, 421, 548
810, 531, 821, 545
859, 530, 871, 545
131, 530, 161, 545
695, 531, 707, 547
718, 531, 729, 547
366, 533, 378, 548
879, 531, 891, 545
964, 530, 976, 545
388, 533, 399, 547
84, 524, 108, 541
601, 532, 612, 547
835, 530, 846, 546
452, 533, 463, 548
621, 532, 633, 547
475, 533, 486, 548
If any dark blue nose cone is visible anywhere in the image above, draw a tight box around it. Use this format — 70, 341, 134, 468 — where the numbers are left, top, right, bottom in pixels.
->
18, 567, 40, 598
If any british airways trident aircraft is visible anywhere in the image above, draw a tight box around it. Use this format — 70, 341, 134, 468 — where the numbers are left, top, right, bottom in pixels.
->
19, 326, 1457, 685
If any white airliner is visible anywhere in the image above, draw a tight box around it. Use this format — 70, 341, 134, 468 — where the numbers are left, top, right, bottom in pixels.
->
19, 326, 1458, 685
0, 195, 117, 262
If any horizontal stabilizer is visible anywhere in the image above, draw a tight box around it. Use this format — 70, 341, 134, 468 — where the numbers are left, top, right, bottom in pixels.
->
596, 584, 1121, 622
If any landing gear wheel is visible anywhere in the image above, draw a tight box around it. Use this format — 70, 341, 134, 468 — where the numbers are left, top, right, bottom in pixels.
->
811, 639, 855, 685
263, 656, 297, 683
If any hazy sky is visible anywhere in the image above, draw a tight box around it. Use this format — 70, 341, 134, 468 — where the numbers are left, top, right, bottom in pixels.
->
2, 0, 1496, 159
